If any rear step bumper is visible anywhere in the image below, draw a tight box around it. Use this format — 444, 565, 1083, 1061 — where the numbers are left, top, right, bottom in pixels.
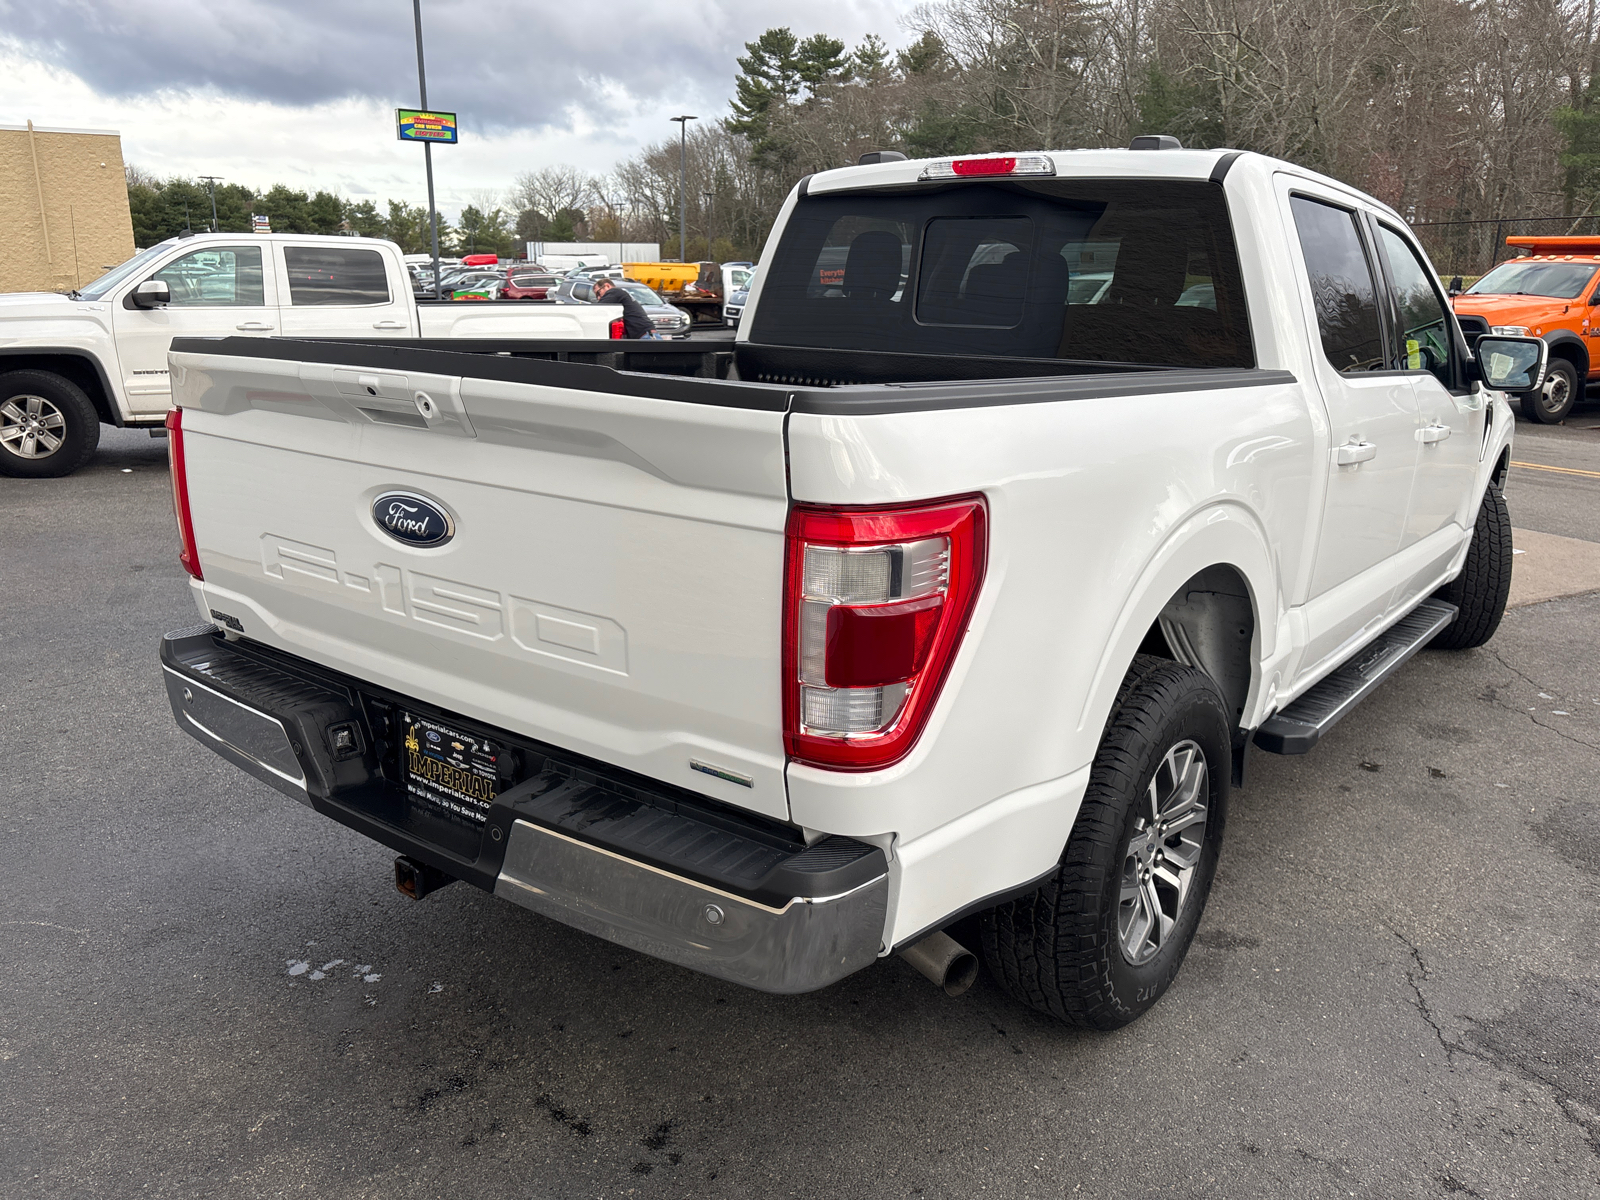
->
160, 626, 888, 994
1254, 599, 1457, 754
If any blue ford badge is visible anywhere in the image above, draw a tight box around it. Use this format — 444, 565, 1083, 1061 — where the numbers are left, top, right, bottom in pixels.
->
372, 491, 454, 547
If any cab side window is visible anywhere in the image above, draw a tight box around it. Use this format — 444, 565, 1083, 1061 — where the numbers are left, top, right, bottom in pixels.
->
1290, 196, 1386, 373
152, 247, 265, 307
1376, 225, 1454, 387
282, 247, 391, 306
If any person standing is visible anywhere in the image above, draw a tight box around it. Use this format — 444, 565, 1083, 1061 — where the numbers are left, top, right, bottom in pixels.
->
593, 277, 658, 339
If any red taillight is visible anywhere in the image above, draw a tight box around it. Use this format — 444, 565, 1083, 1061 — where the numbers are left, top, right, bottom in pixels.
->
165, 408, 202, 581
609, 316, 627, 339
783, 495, 987, 771
952, 156, 1017, 176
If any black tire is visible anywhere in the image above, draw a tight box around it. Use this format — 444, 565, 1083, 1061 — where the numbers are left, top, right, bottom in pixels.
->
0, 370, 101, 478
1521, 357, 1579, 424
980, 655, 1232, 1029
1430, 485, 1512, 650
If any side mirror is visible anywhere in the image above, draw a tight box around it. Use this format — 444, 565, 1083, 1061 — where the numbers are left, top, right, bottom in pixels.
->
1448, 276, 1463, 296
131, 279, 170, 309
1474, 335, 1547, 393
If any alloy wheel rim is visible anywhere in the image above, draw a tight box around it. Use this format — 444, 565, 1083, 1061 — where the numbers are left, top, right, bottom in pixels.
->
1118, 739, 1209, 965
0, 394, 67, 459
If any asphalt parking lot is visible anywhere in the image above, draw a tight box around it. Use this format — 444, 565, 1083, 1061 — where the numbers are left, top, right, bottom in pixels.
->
3, 405, 1598, 1200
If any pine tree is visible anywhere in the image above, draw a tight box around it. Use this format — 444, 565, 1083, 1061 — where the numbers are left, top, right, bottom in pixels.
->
852, 34, 893, 85
727, 27, 804, 149
795, 33, 848, 89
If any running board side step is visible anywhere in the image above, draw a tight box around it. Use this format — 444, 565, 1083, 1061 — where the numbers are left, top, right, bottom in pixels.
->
1254, 599, 1458, 755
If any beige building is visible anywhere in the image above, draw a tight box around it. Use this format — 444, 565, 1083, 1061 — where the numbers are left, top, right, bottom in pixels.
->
0, 122, 136, 294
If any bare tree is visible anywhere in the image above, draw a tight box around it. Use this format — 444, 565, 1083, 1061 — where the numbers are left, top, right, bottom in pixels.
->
125, 162, 162, 190
509, 165, 591, 235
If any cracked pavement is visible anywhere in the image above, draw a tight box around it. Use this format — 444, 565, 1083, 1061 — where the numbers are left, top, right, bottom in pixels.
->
2, 417, 1598, 1200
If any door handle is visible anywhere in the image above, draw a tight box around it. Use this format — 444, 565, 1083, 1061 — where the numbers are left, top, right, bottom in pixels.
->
235, 321, 274, 332
372, 320, 408, 330
1335, 439, 1378, 466
1418, 423, 1451, 444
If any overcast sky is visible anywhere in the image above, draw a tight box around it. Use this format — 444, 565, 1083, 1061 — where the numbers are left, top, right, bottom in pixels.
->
0, 0, 911, 219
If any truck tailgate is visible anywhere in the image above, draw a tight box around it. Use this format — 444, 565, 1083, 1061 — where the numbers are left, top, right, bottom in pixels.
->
416, 303, 610, 339
169, 341, 792, 819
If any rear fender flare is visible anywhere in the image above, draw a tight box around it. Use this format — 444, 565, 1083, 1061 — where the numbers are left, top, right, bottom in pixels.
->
1074, 503, 1278, 756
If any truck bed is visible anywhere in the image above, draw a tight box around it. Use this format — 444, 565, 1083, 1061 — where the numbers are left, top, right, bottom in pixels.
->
174, 334, 1289, 405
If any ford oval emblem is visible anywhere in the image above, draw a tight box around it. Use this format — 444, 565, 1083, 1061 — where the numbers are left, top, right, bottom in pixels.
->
372, 491, 454, 547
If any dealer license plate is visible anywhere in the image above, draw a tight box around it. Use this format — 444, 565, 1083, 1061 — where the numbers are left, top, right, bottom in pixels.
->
399, 711, 498, 824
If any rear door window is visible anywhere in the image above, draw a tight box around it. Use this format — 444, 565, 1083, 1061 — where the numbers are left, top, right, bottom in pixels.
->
1289, 197, 1386, 373
750, 179, 1252, 367
282, 246, 391, 306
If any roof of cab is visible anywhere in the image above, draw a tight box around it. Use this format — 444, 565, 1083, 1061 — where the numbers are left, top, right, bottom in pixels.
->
802, 146, 1406, 228
154, 232, 395, 249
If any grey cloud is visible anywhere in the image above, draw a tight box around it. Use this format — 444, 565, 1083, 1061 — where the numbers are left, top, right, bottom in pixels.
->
1, 0, 903, 136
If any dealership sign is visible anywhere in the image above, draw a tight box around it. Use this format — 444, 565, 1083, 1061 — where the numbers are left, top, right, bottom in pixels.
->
397, 110, 458, 144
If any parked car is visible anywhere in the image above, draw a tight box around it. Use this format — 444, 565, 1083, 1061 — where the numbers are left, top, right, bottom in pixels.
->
565, 264, 626, 282
723, 269, 754, 327
158, 143, 1531, 1029
502, 268, 559, 300
0, 233, 622, 477
438, 268, 502, 293
552, 276, 691, 338
722, 261, 755, 292
452, 279, 504, 301
1451, 235, 1600, 423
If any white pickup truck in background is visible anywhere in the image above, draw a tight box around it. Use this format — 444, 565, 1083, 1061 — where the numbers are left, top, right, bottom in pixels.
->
157, 145, 1543, 1028
0, 233, 616, 477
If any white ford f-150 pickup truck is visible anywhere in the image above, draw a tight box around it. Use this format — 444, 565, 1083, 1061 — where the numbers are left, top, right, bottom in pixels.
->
0, 232, 616, 478
157, 145, 1542, 1028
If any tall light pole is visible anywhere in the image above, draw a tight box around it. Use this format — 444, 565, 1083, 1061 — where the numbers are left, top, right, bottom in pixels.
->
199, 176, 221, 232
669, 115, 697, 262
412, 0, 442, 297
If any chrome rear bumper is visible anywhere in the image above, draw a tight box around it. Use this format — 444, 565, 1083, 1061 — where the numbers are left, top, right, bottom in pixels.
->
160, 625, 889, 995
496, 820, 887, 993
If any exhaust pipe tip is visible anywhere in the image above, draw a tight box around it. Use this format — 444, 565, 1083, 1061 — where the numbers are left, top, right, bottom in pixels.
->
394, 855, 457, 901
898, 929, 979, 997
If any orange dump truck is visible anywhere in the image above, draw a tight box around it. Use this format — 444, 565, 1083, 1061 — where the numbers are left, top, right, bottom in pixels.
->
1452, 235, 1600, 422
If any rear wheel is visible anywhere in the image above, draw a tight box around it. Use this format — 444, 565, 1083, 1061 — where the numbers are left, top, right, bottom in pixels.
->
1522, 358, 1579, 424
0, 370, 100, 478
979, 655, 1231, 1029
1431, 485, 1512, 650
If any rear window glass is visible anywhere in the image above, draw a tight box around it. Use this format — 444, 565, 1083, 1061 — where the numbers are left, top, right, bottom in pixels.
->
748, 180, 1252, 367
282, 246, 391, 306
